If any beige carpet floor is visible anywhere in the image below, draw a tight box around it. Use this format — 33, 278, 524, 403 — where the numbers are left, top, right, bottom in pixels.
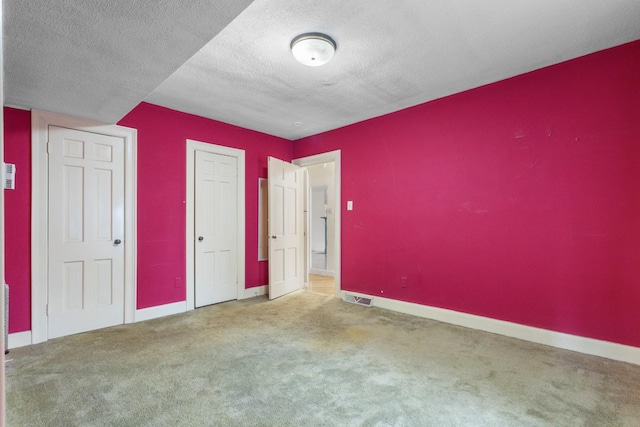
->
6, 291, 640, 426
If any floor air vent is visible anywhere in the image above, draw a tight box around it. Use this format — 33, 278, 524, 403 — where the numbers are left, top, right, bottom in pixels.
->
343, 293, 373, 307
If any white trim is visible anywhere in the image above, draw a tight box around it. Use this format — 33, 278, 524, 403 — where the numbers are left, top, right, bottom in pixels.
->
135, 301, 187, 323
8, 331, 32, 350
1, 9, 5, 422
241, 285, 267, 299
293, 150, 341, 298
257, 178, 269, 261
186, 140, 246, 311
31, 110, 137, 344
342, 291, 640, 365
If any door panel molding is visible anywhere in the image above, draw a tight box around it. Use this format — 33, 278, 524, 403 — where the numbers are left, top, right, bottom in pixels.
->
194, 150, 238, 307
31, 109, 137, 344
47, 126, 125, 338
268, 157, 304, 299
186, 139, 245, 311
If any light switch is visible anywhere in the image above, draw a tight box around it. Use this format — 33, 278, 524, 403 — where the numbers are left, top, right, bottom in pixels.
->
347, 201, 353, 211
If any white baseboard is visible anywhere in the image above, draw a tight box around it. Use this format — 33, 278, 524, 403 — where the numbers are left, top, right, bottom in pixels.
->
241, 285, 267, 300
135, 301, 187, 322
342, 291, 640, 366
9, 297, 241, 348
8, 330, 33, 349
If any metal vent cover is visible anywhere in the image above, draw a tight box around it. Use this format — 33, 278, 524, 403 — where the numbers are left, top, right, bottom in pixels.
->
343, 293, 373, 307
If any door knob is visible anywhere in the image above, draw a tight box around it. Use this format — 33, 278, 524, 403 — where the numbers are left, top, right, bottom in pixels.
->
198, 236, 204, 241
271, 235, 277, 239
114, 239, 122, 245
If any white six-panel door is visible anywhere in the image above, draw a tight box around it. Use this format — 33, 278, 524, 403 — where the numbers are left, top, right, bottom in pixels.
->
47, 126, 125, 338
268, 157, 303, 299
194, 150, 238, 307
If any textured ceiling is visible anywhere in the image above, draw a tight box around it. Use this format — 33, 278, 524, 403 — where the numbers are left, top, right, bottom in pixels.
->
3, 0, 254, 123
5, 1, 640, 140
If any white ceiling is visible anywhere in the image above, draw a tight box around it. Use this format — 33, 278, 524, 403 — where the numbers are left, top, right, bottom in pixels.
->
5, 1, 640, 140
3, 0, 254, 123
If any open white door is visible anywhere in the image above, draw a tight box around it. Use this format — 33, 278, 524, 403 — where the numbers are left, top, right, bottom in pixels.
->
268, 157, 304, 299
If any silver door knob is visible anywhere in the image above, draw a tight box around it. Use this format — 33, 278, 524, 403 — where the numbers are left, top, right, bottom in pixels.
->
114, 239, 122, 245
198, 236, 204, 241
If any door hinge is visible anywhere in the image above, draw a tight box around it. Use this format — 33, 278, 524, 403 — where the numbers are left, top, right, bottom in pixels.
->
46, 143, 49, 154
46, 304, 49, 316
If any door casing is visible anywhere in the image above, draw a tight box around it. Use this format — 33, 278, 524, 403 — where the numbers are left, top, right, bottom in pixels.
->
293, 150, 341, 297
186, 139, 245, 311
31, 109, 137, 344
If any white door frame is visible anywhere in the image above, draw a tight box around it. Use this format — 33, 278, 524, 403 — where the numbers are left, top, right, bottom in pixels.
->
185, 139, 245, 311
31, 109, 137, 344
293, 150, 341, 297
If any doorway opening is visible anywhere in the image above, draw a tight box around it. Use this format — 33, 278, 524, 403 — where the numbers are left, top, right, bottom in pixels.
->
293, 150, 341, 298
310, 184, 328, 271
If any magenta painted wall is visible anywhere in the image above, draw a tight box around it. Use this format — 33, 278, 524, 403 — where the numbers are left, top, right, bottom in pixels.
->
4, 103, 292, 331
118, 103, 292, 309
4, 108, 32, 333
4, 41, 639, 348
294, 41, 640, 347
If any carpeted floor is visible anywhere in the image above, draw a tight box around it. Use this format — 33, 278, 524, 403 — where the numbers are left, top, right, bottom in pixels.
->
6, 291, 640, 426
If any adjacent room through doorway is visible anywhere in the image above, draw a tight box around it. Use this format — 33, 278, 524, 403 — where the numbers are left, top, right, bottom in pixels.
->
306, 162, 335, 296
294, 151, 341, 298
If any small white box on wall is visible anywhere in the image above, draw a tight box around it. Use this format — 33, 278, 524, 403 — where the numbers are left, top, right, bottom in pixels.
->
3, 163, 16, 190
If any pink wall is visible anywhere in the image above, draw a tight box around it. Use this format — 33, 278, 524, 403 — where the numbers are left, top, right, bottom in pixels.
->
294, 41, 640, 347
5, 41, 639, 348
118, 103, 292, 309
4, 103, 292, 331
4, 108, 31, 333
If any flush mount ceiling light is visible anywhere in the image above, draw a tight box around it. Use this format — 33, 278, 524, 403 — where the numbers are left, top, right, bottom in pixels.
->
291, 33, 336, 66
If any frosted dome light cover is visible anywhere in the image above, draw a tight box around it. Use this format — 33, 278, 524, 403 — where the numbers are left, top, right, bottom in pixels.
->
291, 33, 336, 66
